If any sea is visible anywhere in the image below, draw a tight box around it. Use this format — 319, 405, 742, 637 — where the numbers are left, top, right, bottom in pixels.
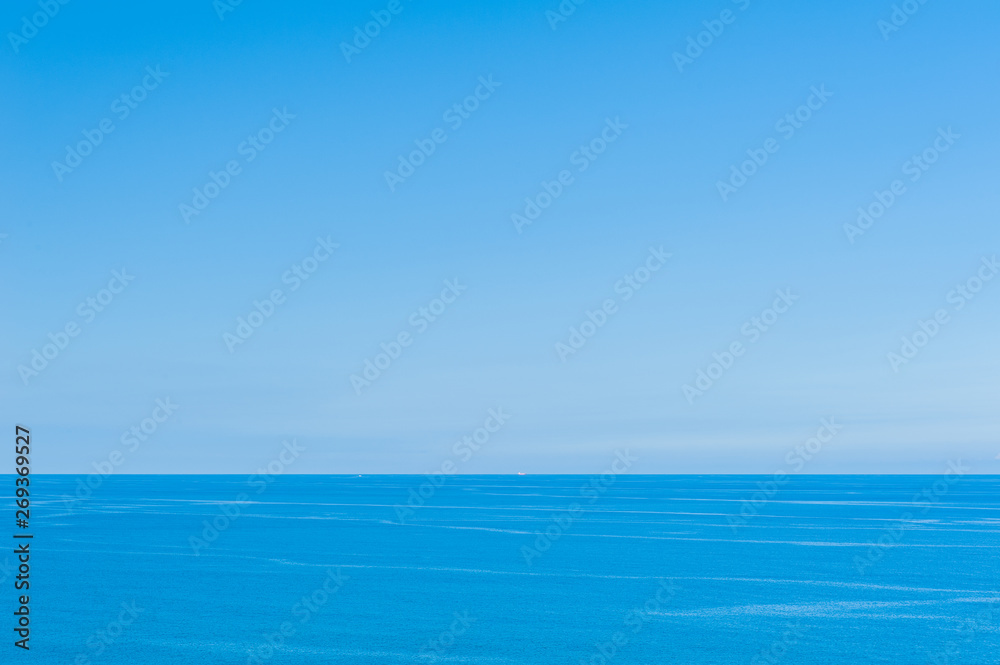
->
14, 474, 1000, 664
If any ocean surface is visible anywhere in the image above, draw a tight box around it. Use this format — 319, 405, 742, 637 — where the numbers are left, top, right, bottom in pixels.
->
13, 475, 1000, 664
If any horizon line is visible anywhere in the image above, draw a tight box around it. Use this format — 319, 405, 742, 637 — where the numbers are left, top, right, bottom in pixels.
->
12, 472, 1000, 477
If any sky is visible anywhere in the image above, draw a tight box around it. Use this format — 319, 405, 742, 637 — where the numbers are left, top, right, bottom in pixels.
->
2, 0, 998, 474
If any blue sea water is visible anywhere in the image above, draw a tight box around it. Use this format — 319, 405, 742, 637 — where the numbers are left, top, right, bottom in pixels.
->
12, 475, 1000, 664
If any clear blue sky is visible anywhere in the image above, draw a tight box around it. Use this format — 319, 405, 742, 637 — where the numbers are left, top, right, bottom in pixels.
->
2, 0, 998, 474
